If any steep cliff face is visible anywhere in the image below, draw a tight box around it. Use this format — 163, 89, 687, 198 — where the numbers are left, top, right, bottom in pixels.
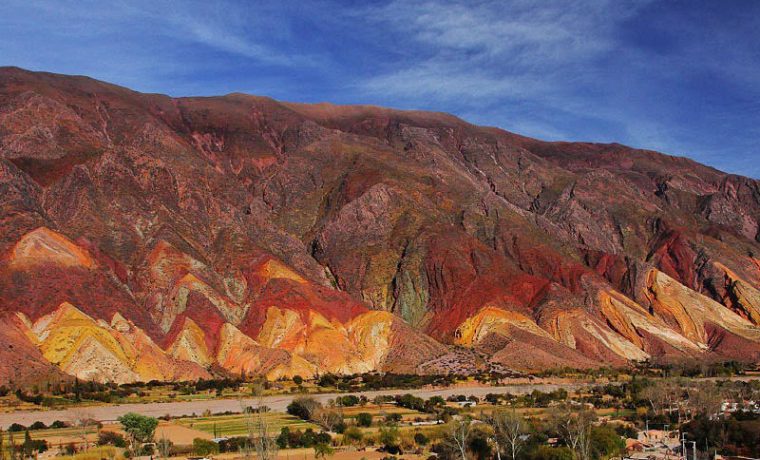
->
1, 67, 759, 383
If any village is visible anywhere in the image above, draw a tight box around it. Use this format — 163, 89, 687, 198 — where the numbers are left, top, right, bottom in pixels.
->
1, 375, 758, 460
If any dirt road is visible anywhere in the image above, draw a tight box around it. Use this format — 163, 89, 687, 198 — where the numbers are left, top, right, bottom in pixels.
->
0, 382, 587, 429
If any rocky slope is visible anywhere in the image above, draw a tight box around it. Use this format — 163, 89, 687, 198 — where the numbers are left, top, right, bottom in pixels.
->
1, 67, 759, 384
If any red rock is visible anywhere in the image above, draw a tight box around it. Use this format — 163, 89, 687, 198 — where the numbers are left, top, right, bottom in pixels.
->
1, 67, 759, 382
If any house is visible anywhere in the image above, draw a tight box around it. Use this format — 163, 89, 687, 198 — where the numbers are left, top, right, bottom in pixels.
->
455, 401, 477, 407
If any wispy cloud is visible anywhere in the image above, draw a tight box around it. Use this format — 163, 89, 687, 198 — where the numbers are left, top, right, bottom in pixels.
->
356, 0, 646, 101
0, 0, 324, 91
0, 0, 757, 177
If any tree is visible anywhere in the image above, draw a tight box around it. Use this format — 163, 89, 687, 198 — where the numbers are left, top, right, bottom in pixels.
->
551, 407, 595, 460
589, 425, 624, 460
356, 413, 373, 427
118, 413, 158, 454
8, 431, 17, 460
379, 425, 401, 454
313, 442, 334, 459
293, 375, 304, 386
97, 431, 127, 448
342, 427, 363, 446
21, 435, 48, 457
688, 382, 724, 419
490, 409, 526, 460
467, 428, 493, 460
157, 435, 173, 460
315, 409, 344, 432
244, 403, 279, 460
640, 380, 682, 421
447, 419, 472, 460
193, 438, 219, 456
287, 397, 322, 420
70, 410, 95, 451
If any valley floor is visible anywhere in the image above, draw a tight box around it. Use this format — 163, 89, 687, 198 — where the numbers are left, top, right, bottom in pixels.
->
0, 382, 588, 429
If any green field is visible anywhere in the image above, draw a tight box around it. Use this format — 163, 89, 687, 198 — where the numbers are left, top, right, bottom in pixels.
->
176, 412, 317, 437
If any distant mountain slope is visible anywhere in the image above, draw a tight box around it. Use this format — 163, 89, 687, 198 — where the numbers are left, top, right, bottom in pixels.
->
1, 67, 758, 384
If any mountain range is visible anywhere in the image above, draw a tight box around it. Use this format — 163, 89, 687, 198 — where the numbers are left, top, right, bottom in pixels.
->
1, 67, 759, 384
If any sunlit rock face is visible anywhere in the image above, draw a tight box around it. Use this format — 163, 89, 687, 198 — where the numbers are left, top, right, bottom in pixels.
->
1, 67, 760, 383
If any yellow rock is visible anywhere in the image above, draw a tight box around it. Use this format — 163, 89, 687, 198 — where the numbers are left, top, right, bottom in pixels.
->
257, 259, 306, 284
166, 317, 213, 367
713, 262, 760, 325
9, 227, 96, 269
256, 306, 395, 375
347, 311, 395, 369
256, 307, 306, 350
646, 269, 760, 346
454, 306, 554, 347
33, 303, 139, 383
545, 309, 648, 361
599, 288, 702, 353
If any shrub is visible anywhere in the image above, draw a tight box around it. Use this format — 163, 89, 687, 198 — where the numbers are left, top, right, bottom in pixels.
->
590, 425, 625, 459
98, 431, 127, 448
414, 433, 429, 446
288, 396, 322, 420
314, 442, 335, 458
29, 421, 47, 430
277, 427, 332, 449
193, 438, 219, 456
356, 412, 373, 427
379, 426, 400, 451
530, 446, 574, 460
343, 427, 363, 445
384, 413, 402, 424
336, 395, 360, 407
318, 374, 338, 387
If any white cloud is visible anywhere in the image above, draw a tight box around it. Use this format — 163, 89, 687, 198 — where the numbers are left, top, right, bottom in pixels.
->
355, 0, 651, 114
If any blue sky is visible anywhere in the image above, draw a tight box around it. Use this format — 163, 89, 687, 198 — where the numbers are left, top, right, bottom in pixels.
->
1, 0, 759, 177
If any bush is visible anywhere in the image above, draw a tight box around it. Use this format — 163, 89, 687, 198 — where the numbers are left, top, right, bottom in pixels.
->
277, 427, 332, 449
384, 413, 402, 424
356, 412, 373, 427
50, 420, 68, 429
530, 446, 575, 460
29, 421, 47, 430
193, 438, 219, 456
22, 432, 48, 455
590, 425, 625, 459
379, 426, 400, 451
98, 431, 127, 448
293, 375, 304, 385
318, 374, 338, 387
414, 432, 429, 446
614, 424, 638, 439
336, 395, 360, 407
288, 396, 322, 420
8, 423, 26, 432
343, 426, 363, 445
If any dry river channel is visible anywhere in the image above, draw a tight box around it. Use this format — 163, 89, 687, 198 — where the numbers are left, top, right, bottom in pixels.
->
0, 382, 594, 429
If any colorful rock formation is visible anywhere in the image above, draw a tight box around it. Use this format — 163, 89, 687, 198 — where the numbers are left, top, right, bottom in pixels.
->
0, 67, 759, 383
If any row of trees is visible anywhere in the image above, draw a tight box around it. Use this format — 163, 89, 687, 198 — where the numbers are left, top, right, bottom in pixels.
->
0, 428, 49, 460
437, 406, 624, 460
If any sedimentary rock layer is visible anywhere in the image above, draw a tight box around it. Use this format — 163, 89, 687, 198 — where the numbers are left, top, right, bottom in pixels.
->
1, 67, 759, 383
